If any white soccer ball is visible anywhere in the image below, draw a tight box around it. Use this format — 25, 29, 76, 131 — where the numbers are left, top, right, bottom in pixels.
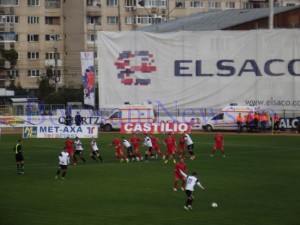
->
211, 202, 218, 208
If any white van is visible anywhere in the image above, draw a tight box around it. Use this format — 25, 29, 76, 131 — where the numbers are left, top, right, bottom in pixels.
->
202, 105, 262, 132
100, 104, 156, 131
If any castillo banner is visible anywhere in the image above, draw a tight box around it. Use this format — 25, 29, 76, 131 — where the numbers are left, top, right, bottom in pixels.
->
121, 122, 191, 134
81, 52, 95, 107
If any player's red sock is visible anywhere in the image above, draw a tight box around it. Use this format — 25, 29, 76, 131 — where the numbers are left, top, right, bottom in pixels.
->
173, 180, 178, 188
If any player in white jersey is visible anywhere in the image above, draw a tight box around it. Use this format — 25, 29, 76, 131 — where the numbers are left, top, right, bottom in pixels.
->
143, 133, 153, 162
180, 170, 205, 211
74, 137, 86, 163
184, 132, 196, 160
55, 147, 70, 180
90, 137, 104, 162
122, 137, 134, 161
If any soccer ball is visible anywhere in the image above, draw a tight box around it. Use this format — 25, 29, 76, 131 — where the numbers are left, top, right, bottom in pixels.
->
211, 202, 218, 208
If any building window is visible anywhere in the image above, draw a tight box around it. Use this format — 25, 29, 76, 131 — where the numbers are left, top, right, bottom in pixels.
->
208, 1, 221, 9
107, 0, 118, 6
45, 17, 60, 25
15, 34, 18, 42
28, 0, 40, 6
28, 52, 39, 59
0, 15, 17, 23
140, 0, 167, 7
0, 0, 19, 6
87, 0, 101, 6
242, 2, 252, 8
107, 16, 119, 24
87, 34, 97, 42
190, 1, 203, 8
28, 16, 39, 24
134, 15, 152, 24
7, 69, 19, 78
53, 70, 61, 77
45, 34, 61, 41
87, 16, 101, 25
125, 17, 133, 24
175, 1, 185, 8
225, 2, 235, 9
27, 35, 39, 42
46, 52, 60, 60
125, 0, 134, 7
45, 0, 60, 8
28, 70, 40, 77
286, 3, 296, 6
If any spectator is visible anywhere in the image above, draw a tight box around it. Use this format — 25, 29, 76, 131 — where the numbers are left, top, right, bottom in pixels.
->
65, 112, 72, 126
75, 111, 82, 126
236, 113, 243, 133
274, 113, 280, 133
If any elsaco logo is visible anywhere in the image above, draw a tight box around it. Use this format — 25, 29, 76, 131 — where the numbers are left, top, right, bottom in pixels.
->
23, 127, 37, 138
114, 50, 157, 86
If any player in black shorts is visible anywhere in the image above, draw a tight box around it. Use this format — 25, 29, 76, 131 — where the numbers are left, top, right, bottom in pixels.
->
14, 139, 24, 175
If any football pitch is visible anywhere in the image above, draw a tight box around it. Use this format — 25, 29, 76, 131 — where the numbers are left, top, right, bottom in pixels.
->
0, 133, 299, 225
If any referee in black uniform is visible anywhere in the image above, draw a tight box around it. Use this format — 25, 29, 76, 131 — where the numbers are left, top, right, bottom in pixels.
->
14, 139, 24, 175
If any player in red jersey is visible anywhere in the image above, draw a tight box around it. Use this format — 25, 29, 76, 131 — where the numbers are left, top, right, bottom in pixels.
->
211, 132, 225, 158
173, 158, 187, 191
129, 133, 143, 161
108, 136, 129, 163
65, 137, 76, 165
150, 134, 164, 160
163, 133, 177, 164
177, 133, 186, 159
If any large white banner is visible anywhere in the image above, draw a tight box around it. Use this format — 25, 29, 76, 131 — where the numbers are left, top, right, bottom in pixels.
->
98, 30, 300, 110
81, 52, 95, 107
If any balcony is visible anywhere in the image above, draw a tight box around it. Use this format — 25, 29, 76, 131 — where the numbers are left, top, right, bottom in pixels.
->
45, 0, 61, 8
0, 0, 18, 7
0, 32, 16, 43
87, 23, 101, 30
87, 1, 102, 16
45, 59, 62, 67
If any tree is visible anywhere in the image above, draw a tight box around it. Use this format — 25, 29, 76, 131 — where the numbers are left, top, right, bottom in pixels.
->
6, 82, 28, 96
37, 76, 55, 102
1, 49, 18, 68
36, 65, 56, 101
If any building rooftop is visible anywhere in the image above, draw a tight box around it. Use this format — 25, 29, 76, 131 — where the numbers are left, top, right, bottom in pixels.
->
139, 6, 300, 32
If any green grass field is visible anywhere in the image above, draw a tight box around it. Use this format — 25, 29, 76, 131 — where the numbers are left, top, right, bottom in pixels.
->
0, 133, 299, 225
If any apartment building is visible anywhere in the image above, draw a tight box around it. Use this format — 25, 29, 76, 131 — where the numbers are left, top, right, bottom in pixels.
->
0, 0, 299, 94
